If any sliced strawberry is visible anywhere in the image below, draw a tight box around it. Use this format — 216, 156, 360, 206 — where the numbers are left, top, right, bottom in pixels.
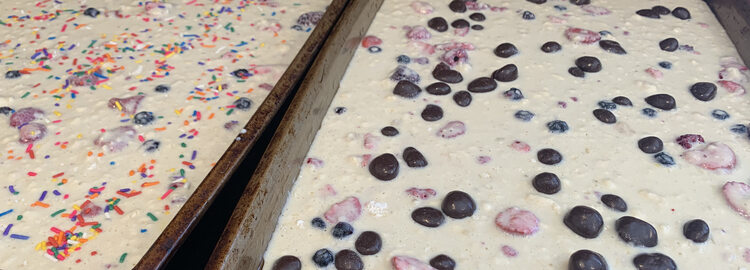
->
360, 154, 372, 168
305, 157, 324, 169
718, 80, 746, 95
9, 107, 44, 128
465, 2, 490, 10
406, 26, 431, 41
108, 95, 145, 115
565, 27, 601, 44
477, 155, 492, 164
409, 41, 436, 55
18, 122, 47, 144
324, 196, 362, 224
435, 42, 475, 51
66, 73, 100, 87
454, 27, 469, 37
437, 121, 466, 139
495, 207, 540, 236
510, 141, 530, 152
405, 187, 437, 200
675, 134, 705, 149
581, 5, 611, 16
681, 142, 736, 171
722, 181, 750, 220
364, 133, 380, 150
94, 126, 137, 152
645, 68, 663, 80
410, 1, 434, 15
391, 256, 436, 270
718, 67, 749, 83
361, 35, 382, 48
440, 48, 469, 67
501, 245, 518, 257
744, 248, 750, 263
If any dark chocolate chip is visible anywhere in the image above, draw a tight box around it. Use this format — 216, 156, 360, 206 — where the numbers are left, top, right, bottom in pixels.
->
672, 7, 691, 20
142, 140, 160, 153
612, 96, 632, 106
467, 77, 497, 93
568, 67, 585, 78
659, 38, 679, 52
428, 17, 449, 32
411, 207, 445, 227
638, 136, 663, 154
569, 250, 608, 270
601, 194, 628, 212
471, 25, 484, 30
599, 40, 627, 55
430, 254, 456, 270
522, 11, 535, 20
448, 1, 467, 13
453, 91, 472, 107
683, 219, 709, 243
527, 0, 547, 4
393, 80, 422, 98
537, 148, 563, 165
494, 43, 519, 58
569, 0, 590, 5
154, 84, 170, 93
403, 147, 428, 168
492, 64, 518, 82
433, 63, 463, 83
451, 19, 470, 28
421, 104, 444, 122
541, 41, 562, 53
532, 172, 561, 195
636, 9, 660, 18
690, 82, 717, 101
83, 7, 101, 18
633, 253, 677, 270
652, 5, 671, 15
271, 256, 301, 270
645, 94, 676, 110
426, 82, 452, 95
593, 109, 616, 124
575, 56, 602, 72
441, 191, 476, 219
381, 126, 399, 137
616, 216, 659, 247
469, 13, 485, 21
564, 206, 604, 238
355, 231, 382, 255
335, 249, 364, 270
368, 153, 399, 181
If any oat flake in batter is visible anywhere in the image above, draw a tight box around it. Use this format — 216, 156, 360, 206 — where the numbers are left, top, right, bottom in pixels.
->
265, 0, 750, 269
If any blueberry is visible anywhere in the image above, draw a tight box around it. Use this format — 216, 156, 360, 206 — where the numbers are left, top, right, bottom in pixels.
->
659, 38, 679, 52
569, 250, 608, 270
633, 253, 677, 270
654, 152, 675, 166
494, 43, 519, 58
683, 219, 709, 243
5, 70, 21, 79
392, 65, 421, 84
601, 194, 628, 212
297, 11, 323, 27
597, 101, 617, 110
711, 109, 730, 120
672, 7, 691, 20
522, 11, 535, 20
381, 126, 399, 137
142, 140, 160, 152
541, 41, 562, 53
642, 108, 657, 117
553, 5, 567, 11
0, 106, 13, 116
133, 111, 155, 125
658, 61, 672, 69
331, 222, 354, 239
532, 172, 561, 195
367, 46, 382, 53
312, 249, 334, 267
430, 254, 456, 270
441, 190, 476, 219
612, 96, 632, 106
568, 67, 585, 78
638, 136, 663, 154
503, 88, 524, 100
154, 84, 170, 93
83, 7, 100, 18
233, 97, 252, 110
514, 110, 534, 122
616, 216, 658, 247
575, 56, 602, 73
334, 107, 347, 114
564, 206, 604, 238
537, 148, 563, 165
569, 0, 590, 5
730, 124, 748, 134
291, 25, 304, 31
547, 120, 569, 133
311, 217, 326, 230
396, 55, 411, 64
231, 69, 250, 78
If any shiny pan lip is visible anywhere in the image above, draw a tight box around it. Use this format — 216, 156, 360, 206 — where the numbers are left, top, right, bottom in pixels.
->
134, 1, 349, 269
204, 0, 750, 269
204, 0, 382, 269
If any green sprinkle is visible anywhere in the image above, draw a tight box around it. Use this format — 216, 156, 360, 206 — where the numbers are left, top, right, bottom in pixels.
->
92, 223, 101, 229
178, 154, 184, 158
146, 212, 158, 222
21, 92, 30, 98
119, 253, 127, 263
226, 108, 234, 115
180, 142, 187, 148
16, 215, 22, 220
180, 169, 185, 176
88, 40, 97, 48
51, 209, 66, 217
52, 95, 63, 99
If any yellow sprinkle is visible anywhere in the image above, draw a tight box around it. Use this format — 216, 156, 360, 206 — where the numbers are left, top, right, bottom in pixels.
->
53, 111, 61, 117
66, 104, 72, 109
135, 75, 143, 79
169, 168, 176, 172
101, 84, 112, 90
115, 101, 123, 111
260, 43, 265, 47
73, 205, 81, 211
135, 60, 143, 64
174, 109, 181, 115
76, 134, 83, 139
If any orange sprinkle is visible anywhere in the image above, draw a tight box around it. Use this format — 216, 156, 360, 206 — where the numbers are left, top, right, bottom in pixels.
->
88, 193, 99, 200
87, 151, 93, 157
31, 201, 50, 208
97, 152, 104, 157
208, 113, 215, 119
128, 170, 135, 176
183, 120, 189, 126
155, 127, 167, 132
141, 181, 160, 187
150, 159, 156, 164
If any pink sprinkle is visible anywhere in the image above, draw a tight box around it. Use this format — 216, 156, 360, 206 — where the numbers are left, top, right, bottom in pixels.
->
27, 172, 37, 176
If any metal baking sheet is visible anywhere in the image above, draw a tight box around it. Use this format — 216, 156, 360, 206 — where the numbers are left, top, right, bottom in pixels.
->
133, 1, 348, 269
205, 0, 749, 269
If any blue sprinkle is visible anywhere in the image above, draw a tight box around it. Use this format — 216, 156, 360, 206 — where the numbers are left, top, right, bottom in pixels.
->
0, 209, 13, 217
39, 191, 47, 202
10, 234, 29, 240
